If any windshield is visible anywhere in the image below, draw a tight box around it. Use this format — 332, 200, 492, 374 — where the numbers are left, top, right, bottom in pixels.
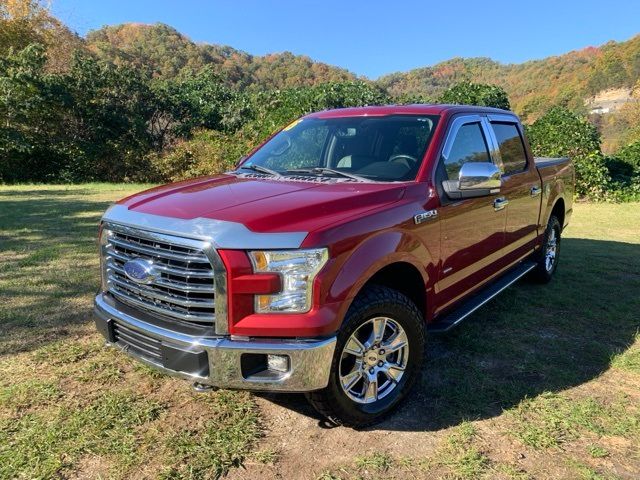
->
238, 114, 440, 182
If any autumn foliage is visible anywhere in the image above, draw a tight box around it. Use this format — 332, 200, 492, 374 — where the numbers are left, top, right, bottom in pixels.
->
1, 0, 639, 199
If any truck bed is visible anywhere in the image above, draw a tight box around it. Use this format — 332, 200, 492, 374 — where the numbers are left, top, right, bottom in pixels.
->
535, 156, 574, 229
534, 156, 570, 168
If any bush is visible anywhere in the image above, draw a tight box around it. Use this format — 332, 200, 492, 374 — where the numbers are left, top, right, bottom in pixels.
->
150, 128, 255, 182
438, 82, 510, 110
604, 141, 640, 202
616, 141, 640, 171
0, 49, 389, 184
573, 153, 612, 200
527, 107, 610, 200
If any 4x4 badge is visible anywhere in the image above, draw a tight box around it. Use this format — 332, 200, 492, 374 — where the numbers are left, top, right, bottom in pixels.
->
414, 210, 438, 224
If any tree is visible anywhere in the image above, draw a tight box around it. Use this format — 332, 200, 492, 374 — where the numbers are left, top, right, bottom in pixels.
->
0, 45, 160, 183
246, 81, 390, 139
149, 81, 391, 182
0, 0, 47, 53
527, 107, 610, 199
59, 52, 157, 181
438, 82, 510, 110
0, 0, 82, 72
0, 43, 68, 182
151, 67, 240, 145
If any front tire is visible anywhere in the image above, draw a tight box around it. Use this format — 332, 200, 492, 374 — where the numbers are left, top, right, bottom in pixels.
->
306, 285, 425, 428
530, 214, 561, 283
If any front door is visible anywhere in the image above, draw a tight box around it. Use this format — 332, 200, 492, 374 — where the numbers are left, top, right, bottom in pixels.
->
435, 116, 507, 313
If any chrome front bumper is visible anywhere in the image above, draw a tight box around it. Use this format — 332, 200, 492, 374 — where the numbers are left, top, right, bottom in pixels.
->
94, 293, 336, 392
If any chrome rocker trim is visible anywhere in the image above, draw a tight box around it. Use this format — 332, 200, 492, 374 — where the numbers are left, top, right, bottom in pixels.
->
94, 293, 337, 392
102, 204, 308, 249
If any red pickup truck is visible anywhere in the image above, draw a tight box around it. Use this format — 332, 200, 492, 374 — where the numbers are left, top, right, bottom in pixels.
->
95, 104, 574, 427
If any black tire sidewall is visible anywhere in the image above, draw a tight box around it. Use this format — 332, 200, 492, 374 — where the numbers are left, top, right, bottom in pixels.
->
535, 215, 561, 282
324, 287, 425, 424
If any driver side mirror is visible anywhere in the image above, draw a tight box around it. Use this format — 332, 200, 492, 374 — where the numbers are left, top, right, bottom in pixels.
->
442, 162, 502, 199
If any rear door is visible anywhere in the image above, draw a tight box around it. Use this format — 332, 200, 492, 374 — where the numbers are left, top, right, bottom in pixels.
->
435, 115, 507, 313
487, 115, 541, 264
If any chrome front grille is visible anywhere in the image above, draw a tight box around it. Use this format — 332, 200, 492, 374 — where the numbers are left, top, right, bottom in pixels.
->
101, 223, 218, 326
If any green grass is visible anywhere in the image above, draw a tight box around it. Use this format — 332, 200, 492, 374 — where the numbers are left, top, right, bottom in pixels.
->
0, 184, 262, 479
410, 201, 640, 427
0, 389, 162, 477
508, 392, 640, 449
305, 201, 640, 479
354, 451, 394, 472
428, 422, 491, 479
1, 185, 639, 479
611, 332, 640, 373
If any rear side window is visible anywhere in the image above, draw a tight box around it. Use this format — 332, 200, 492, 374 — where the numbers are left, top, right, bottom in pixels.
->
444, 122, 491, 180
491, 122, 527, 175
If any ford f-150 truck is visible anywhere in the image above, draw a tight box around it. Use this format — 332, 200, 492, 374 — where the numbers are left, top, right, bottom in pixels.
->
94, 104, 574, 427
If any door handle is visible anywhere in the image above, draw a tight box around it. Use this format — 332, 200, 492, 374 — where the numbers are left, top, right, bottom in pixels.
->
530, 186, 542, 197
493, 197, 509, 211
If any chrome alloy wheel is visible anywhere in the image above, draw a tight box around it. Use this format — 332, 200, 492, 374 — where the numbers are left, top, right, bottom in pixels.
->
338, 317, 409, 404
545, 228, 558, 272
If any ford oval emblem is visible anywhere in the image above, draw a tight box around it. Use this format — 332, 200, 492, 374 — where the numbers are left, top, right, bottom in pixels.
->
123, 258, 157, 284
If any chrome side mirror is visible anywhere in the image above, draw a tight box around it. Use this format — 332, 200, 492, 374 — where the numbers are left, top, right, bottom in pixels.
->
459, 162, 502, 190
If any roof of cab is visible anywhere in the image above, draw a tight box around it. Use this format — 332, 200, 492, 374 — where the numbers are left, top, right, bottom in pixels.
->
306, 104, 515, 119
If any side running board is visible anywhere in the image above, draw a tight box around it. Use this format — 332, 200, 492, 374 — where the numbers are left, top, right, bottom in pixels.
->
427, 261, 537, 334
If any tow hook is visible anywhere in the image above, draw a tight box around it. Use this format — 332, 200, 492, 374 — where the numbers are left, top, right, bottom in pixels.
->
192, 382, 218, 393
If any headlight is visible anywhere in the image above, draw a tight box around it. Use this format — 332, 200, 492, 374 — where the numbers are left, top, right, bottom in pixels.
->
249, 248, 328, 313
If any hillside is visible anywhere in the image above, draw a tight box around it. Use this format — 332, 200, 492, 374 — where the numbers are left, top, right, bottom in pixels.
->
377, 35, 640, 122
85, 23, 357, 89
2, 2, 639, 198
84, 23, 640, 128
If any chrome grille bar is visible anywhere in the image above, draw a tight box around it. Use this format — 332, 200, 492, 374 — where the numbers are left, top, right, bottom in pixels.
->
109, 236, 210, 263
107, 250, 215, 278
108, 263, 215, 292
107, 274, 215, 308
101, 223, 219, 326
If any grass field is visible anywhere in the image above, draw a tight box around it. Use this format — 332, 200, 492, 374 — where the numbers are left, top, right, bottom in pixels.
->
0, 184, 639, 479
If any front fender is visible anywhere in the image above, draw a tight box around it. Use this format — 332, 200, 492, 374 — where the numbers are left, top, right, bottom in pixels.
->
327, 229, 434, 327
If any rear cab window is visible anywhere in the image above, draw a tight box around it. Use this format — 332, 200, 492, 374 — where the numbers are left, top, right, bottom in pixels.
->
490, 122, 528, 175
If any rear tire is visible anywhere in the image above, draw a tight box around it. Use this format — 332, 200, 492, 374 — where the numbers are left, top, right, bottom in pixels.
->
530, 215, 561, 283
306, 285, 425, 428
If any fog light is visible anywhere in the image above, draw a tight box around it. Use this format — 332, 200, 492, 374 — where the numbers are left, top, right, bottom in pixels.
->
267, 354, 290, 373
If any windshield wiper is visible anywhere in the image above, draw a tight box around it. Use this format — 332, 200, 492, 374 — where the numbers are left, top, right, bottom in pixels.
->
287, 167, 369, 182
239, 164, 282, 176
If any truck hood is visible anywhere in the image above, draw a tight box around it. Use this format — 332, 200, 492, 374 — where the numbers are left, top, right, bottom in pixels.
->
117, 174, 407, 234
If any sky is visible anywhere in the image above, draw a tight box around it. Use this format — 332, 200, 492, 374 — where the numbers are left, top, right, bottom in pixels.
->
51, 0, 640, 79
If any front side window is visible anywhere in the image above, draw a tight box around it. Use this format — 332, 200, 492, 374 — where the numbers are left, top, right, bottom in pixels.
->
491, 122, 527, 175
443, 122, 491, 180
239, 115, 440, 182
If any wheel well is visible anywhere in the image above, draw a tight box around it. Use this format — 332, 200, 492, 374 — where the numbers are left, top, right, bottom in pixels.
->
363, 262, 426, 318
550, 198, 565, 230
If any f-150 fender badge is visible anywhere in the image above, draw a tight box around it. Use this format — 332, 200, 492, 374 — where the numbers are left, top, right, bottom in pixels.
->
414, 210, 438, 224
